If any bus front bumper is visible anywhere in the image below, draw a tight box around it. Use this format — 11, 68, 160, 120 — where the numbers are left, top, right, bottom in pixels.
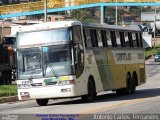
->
18, 85, 77, 100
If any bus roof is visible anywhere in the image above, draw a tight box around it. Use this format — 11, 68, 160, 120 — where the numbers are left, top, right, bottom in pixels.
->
17, 20, 81, 33
17, 20, 141, 33
81, 22, 141, 32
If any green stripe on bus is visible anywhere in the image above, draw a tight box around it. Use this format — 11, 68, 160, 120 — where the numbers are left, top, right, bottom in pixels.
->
93, 49, 114, 90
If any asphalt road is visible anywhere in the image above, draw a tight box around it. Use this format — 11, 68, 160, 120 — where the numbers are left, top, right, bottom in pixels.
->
0, 58, 160, 120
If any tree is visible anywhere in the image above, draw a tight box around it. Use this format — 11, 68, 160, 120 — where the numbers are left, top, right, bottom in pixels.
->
129, 6, 141, 17
70, 9, 95, 22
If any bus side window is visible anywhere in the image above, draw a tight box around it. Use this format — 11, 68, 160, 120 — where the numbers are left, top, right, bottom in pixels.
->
120, 32, 125, 47
90, 29, 98, 47
128, 32, 133, 47
106, 31, 112, 47
124, 32, 130, 47
83, 29, 87, 47
110, 31, 117, 47
116, 32, 121, 47
139, 33, 143, 48
97, 30, 103, 47
73, 26, 82, 43
135, 33, 140, 47
84, 28, 92, 47
101, 30, 108, 47
132, 33, 138, 47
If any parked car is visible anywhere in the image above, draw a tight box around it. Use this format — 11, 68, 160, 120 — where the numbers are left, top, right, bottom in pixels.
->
154, 51, 160, 62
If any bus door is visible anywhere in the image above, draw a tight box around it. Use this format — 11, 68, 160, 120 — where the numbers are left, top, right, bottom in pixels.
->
72, 26, 85, 95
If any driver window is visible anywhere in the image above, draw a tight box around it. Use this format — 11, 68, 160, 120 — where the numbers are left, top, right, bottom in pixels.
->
72, 26, 84, 78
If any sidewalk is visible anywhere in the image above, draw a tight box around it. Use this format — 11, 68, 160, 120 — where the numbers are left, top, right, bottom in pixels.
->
145, 56, 154, 64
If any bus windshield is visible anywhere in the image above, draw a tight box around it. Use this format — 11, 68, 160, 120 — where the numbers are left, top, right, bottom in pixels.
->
43, 44, 73, 77
18, 48, 42, 79
17, 44, 73, 80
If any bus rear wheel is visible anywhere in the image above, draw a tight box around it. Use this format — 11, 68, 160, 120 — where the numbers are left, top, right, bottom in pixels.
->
36, 99, 49, 106
131, 74, 136, 94
116, 74, 133, 95
81, 79, 96, 102
124, 74, 132, 94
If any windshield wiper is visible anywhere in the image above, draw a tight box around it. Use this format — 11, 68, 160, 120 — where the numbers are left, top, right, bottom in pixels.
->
28, 55, 42, 80
49, 64, 59, 78
44, 57, 59, 79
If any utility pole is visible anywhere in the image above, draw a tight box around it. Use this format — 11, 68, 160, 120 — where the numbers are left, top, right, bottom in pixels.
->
115, 0, 117, 25
100, 5, 105, 24
154, 7, 157, 47
44, 0, 48, 22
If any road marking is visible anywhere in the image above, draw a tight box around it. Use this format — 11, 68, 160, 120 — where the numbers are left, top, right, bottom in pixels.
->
79, 97, 147, 114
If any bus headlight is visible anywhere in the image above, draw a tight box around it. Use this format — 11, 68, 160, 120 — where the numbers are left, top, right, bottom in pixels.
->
58, 80, 75, 85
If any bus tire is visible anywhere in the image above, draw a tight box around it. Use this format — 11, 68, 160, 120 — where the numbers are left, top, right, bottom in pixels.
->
36, 99, 49, 106
131, 74, 137, 94
116, 74, 132, 95
81, 79, 96, 102
116, 89, 125, 95
124, 74, 132, 94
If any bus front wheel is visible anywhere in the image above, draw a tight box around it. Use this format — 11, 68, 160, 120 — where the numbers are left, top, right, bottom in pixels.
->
36, 99, 49, 106
81, 79, 96, 102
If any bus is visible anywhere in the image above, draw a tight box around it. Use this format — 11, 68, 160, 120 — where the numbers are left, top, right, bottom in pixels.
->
16, 20, 146, 106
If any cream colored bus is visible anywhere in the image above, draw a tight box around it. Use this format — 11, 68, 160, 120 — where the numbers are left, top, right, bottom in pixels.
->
16, 20, 146, 106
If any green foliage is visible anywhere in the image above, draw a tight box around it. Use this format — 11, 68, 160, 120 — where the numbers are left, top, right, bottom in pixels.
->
145, 45, 160, 57
70, 9, 96, 23
129, 6, 141, 17
0, 85, 17, 97
105, 7, 115, 16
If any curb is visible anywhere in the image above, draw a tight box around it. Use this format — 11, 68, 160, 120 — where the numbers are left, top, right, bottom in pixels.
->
0, 96, 18, 104
145, 55, 152, 60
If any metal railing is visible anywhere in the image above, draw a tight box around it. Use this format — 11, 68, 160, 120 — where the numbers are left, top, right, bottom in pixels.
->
0, 0, 158, 15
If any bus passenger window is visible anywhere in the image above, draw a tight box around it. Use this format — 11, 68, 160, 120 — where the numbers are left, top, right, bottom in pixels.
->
84, 28, 92, 47
120, 32, 125, 47
128, 32, 133, 47
124, 32, 130, 47
90, 29, 98, 47
97, 30, 103, 47
139, 33, 143, 48
110, 31, 117, 47
72, 26, 82, 43
83, 29, 87, 47
101, 30, 108, 47
106, 31, 112, 47
132, 33, 138, 47
135, 33, 140, 47
116, 32, 121, 47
